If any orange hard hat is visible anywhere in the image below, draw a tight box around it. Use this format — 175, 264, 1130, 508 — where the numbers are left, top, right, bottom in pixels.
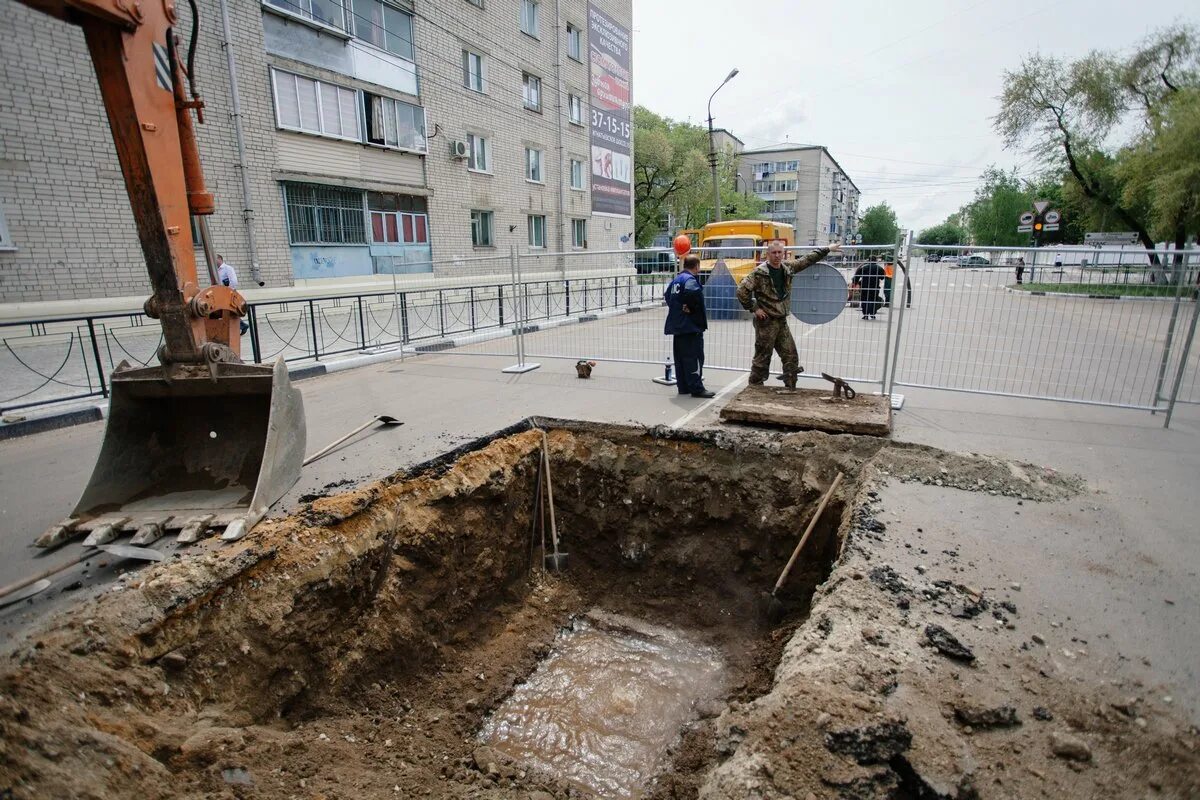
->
673, 235, 691, 257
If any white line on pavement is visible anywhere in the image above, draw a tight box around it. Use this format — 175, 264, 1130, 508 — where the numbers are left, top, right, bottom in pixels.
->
670, 372, 749, 430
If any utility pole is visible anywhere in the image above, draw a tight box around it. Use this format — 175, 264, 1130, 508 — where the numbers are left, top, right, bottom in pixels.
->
707, 68, 738, 223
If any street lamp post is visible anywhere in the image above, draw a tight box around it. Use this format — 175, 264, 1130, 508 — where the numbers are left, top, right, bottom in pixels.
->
707, 68, 738, 223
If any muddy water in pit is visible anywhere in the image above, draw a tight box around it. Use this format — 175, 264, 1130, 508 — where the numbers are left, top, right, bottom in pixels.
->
479, 610, 726, 798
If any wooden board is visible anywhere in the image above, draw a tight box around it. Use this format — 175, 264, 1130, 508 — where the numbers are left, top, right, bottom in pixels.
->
719, 384, 893, 436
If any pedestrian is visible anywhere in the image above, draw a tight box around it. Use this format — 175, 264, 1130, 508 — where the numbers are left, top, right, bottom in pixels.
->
216, 254, 250, 335
853, 257, 887, 320
1015, 256, 1026, 284
1054, 251, 1063, 270
735, 240, 839, 388
663, 254, 713, 398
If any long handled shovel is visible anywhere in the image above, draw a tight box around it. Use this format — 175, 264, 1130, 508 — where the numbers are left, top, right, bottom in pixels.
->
764, 472, 844, 624
302, 415, 403, 467
540, 429, 568, 572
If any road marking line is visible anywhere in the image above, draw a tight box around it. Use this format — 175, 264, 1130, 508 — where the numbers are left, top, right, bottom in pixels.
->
670, 373, 749, 430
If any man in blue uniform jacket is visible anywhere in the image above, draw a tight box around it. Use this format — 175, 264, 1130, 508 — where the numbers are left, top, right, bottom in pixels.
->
664, 254, 715, 398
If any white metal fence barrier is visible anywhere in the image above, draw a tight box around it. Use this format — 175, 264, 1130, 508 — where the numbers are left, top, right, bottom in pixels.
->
3, 240, 1196, 427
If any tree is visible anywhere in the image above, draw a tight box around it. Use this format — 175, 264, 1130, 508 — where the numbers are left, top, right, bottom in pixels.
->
632, 106, 764, 246
996, 24, 1200, 267
964, 167, 1032, 246
917, 219, 967, 245
1114, 86, 1200, 248
859, 202, 900, 245
633, 106, 708, 247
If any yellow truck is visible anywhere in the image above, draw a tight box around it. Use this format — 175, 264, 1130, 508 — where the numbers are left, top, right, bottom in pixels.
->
680, 220, 796, 283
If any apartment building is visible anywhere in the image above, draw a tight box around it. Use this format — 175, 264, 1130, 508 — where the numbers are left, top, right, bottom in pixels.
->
737, 145, 860, 246
0, 0, 633, 302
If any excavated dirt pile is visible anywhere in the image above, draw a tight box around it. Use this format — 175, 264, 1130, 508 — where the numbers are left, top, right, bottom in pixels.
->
0, 422, 866, 799
1, 420, 1197, 799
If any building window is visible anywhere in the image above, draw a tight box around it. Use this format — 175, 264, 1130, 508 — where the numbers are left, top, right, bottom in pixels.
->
364, 93, 426, 152
350, 0, 414, 60
466, 133, 490, 172
525, 147, 543, 182
0, 207, 14, 250
272, 69, 360, 142
523, 72, 542, 111
571, 218, 586, 249
465, 0, 482, 5
753, 179, 797, 193
520, 0, 539, 37
568, 93, 583, 125
471, 210, 493, 247
566, 23, 581, 60
265, 0, 346, 30
283, 182, 367, 245
370, 210, 428, 244
528, 215, 546, 248
462, 49, 486, 92
569, 158, 584, 190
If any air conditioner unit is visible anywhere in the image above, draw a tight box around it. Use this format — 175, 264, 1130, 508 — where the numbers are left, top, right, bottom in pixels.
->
450, 140, 469, 159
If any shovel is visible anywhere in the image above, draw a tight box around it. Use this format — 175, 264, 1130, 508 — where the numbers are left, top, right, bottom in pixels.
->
540, 429, 568, 572
764, 472, 844, 624
303, 415, 403, 467
0, 542, 164, 606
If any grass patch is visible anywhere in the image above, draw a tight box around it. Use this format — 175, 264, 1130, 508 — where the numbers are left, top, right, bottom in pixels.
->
1015, 282, 1189, 298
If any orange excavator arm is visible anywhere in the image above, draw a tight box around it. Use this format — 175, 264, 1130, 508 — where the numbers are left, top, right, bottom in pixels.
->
20, 0, 243, 364
22, 0, 307, 550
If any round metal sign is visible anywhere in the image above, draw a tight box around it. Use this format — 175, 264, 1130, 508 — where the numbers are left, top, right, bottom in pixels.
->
1019, 211, 1035, 225
790, 263, 848, 325
1044, 209, 1061, 224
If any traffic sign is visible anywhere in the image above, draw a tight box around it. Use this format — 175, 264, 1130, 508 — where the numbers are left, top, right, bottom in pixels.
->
1033, 200, 1050, 215
1044, 210, 1061, 224
1043, 224, 1060, 232
1017, 224, 1033, 232
1084, 231, 1139, 245
1018, 211, 1035, 225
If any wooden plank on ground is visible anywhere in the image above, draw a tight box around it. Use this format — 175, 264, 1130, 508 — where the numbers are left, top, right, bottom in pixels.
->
719, 384, 892, 436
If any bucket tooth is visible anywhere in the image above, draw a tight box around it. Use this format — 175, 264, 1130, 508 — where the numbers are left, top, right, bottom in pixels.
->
176, 515, 215, 545
35, 518, 81, 549
130, 522, 164, 546
83, 519, 128, 548
219, 518, 249, 542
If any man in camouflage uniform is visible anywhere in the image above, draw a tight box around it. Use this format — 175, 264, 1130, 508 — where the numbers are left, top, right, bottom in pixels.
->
736, 240, 840, 387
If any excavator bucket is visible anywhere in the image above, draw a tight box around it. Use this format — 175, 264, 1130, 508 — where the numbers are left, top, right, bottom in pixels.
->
37, 358, 306, 548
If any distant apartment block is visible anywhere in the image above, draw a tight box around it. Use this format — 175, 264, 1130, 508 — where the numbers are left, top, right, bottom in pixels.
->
736, 145, 860, 246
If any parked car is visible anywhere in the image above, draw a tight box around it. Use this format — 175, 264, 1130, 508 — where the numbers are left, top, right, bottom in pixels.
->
940, 255, 960, 265
958, 254, 991, 266
634, 249, 675, 275
925, 253, 941, 263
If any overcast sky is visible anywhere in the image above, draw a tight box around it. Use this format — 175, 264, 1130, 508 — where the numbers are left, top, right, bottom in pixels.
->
631, 0, 1197, 232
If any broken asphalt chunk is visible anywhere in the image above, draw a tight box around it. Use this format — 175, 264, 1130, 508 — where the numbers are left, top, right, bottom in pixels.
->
924, 624, 976, 662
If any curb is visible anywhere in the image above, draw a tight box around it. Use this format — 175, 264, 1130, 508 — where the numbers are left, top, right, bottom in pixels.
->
1004, 286, 1187, 302
0, 405, 106, 441
0, 302, 662, 441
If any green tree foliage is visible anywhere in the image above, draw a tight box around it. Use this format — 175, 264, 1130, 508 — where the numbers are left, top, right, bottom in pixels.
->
632, 106, 763, 246
917, 219, 967, 245
964, 167, 1032, 246
1115, 86, 1200, 246
996, 24, 1200, 262
858, 202, 900, 245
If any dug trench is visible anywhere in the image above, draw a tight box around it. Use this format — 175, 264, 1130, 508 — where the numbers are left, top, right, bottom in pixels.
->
1, 420, 1198, 799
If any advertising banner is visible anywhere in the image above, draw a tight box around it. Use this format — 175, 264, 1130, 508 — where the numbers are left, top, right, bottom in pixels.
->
587, 3, 632, 217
